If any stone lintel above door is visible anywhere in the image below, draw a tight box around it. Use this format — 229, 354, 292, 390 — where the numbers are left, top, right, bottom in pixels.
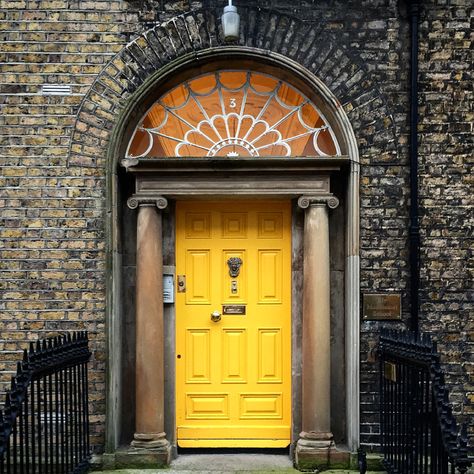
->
120, 156, 348, 199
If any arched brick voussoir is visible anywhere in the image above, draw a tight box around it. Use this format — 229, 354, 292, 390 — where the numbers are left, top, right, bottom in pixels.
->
68, 7, 398, 168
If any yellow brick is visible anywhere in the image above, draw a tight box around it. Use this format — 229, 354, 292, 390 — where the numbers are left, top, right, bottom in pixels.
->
26, 219, 43, 228
2, 167, 27, 177
41, 312, 66, 319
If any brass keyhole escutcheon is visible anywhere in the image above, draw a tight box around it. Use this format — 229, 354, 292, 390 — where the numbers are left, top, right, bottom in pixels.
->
211, 310, 222, 322
177, 275, 186, 293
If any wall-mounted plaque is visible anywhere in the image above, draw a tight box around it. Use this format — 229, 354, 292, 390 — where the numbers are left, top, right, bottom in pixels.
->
363, 294, 401, 320
222, 305, 246, 315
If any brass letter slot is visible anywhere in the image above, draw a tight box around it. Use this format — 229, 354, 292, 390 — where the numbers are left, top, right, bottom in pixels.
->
222, 305, 246, 315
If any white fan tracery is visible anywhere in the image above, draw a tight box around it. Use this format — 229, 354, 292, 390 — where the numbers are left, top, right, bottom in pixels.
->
126, 71, 341, 158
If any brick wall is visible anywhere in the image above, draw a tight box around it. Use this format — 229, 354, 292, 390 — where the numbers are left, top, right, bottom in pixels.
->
0, 0, 137, 450
418, 0, 473, 433
0, 0, 471, 453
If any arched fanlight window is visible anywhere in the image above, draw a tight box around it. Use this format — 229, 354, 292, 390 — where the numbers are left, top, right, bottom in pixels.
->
126, 70, 341, 158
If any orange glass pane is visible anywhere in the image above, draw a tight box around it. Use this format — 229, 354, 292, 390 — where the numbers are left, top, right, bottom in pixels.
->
249, 73, 279, 94
315, 129, 337, 156
300, 103, 320, 129
143, 104, 166, 128
126, 70, 340, 158
219, 71, 247, 90
128, 129, 152, 157
277, 83, 304, 107
188, 74, 217, 95
161, 84, 189, 108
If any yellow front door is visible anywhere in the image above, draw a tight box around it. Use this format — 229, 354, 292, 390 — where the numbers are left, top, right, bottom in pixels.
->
176, 200, 291, 448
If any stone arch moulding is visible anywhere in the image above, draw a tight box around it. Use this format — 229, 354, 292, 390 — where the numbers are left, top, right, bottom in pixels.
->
67, 7, 398, 455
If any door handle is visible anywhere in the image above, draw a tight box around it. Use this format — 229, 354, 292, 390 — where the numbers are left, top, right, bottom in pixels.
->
211, 310, 222, 322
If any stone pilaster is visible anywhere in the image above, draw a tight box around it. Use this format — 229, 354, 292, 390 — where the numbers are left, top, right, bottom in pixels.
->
127, 196, 171, 464
295, 195, 341, 470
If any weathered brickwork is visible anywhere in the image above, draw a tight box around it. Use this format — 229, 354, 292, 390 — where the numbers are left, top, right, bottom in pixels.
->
0, 0, 138, 450
417, 0, 473, 436
0, 0, 471, 454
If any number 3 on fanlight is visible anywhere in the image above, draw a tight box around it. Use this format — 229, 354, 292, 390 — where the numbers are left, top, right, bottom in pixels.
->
229, 98, 236, 108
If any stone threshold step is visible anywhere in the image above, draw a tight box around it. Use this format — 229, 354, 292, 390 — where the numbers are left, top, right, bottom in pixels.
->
93, 471, 385, 474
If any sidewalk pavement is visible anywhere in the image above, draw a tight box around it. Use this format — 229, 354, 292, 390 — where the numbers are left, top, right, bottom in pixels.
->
92, 452, 384, 473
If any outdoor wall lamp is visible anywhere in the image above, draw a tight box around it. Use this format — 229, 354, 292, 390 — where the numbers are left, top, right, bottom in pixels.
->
222, 0, 240, 42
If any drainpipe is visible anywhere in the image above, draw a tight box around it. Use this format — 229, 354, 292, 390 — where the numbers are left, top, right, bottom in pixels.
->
407, 0, 421, 336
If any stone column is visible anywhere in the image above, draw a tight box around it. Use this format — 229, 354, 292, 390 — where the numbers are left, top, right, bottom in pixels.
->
295, 194, 339, 470
127, 196, 171, 463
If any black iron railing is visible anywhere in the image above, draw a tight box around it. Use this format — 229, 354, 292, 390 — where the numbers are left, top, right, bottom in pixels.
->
0, 332, 91, 474
379, 329, 472, 474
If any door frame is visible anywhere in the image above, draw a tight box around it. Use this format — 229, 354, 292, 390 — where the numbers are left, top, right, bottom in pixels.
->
104, 46, 360, 457
121, 156, 356, 454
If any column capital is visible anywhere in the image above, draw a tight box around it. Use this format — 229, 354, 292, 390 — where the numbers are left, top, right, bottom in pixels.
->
127, 195, 168, 210
297, 194, 339, 210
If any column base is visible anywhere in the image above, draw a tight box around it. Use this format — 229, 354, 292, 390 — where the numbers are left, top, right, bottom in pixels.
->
121, 432, 172, 468
295, 432, 350, 471
131, 432, 169, 449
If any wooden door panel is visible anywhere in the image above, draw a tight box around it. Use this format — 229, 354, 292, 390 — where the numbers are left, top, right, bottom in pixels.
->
240, 393, 283, 419
176, 201, 291, 448
257, 212, 283, 238
185, 250, 211, 304
258, 250, 282, 303
186, 393, 229, 419
221, 212, 248, 238
221, 328, 247, 383
185, 212, 211, 238
258, 328, 283, 383
185, 329, 211, 383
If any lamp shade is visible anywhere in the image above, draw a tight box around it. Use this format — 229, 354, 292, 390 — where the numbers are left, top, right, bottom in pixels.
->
222, 3, 240, 41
